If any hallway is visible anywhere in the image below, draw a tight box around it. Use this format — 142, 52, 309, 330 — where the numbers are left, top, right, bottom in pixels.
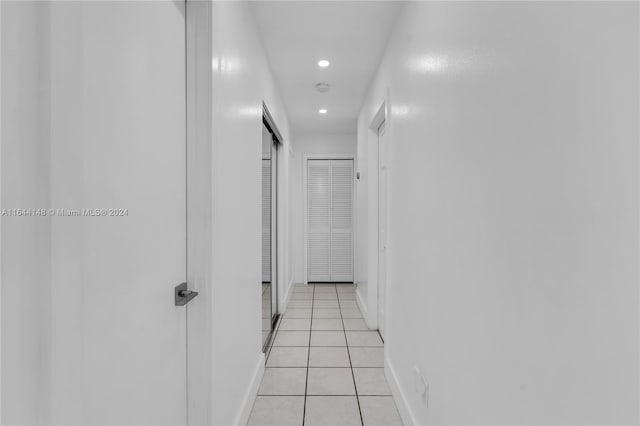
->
250, 284, 401, 426
1, 1, 638, 425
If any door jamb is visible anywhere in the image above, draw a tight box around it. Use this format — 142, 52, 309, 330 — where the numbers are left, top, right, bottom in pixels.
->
263, 103, 283, 329
366, 100, 387, 331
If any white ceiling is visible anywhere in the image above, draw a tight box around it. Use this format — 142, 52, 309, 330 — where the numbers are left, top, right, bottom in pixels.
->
251, 1, 402, 135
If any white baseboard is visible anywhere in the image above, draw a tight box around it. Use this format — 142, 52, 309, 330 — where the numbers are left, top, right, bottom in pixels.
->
356, 290, 367, 315
234, 353, 265, 426
355, 287, 368, 323
385, 356, 417, 426
280, 278, 295, 313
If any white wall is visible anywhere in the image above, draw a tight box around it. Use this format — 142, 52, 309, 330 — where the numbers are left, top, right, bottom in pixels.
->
358, 2, 639, 424
1, 3, 51, 424
5, 2, 190, 424
1, 2, 293, 425
186, 2, 292, 425
2, 1, 293, 425
47, 4, 84, 423
290, 132, 356, 284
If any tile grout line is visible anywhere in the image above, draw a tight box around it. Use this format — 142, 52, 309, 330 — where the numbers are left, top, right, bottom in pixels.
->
259, 394, 390, 397
302, 283, 314, 426
254, 286, 390, 425
337, 285, 365, 426
267, 366, 379, 368
266, 366, 380, 368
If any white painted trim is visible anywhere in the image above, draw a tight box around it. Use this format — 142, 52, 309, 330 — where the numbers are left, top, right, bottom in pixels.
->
369, 101, 387, 132
356, 287, 368, 321
302, 154, 355, 285
0, 0, 3, 419
279, 277, 294, 314
385, 357, 416, 426
262, 102, 283, 146
287, 146, 295, 287
365, 98, 389, 331
263, 101, 288, 319
185, 1, 213, 424
234, 353, 266, 426
277, 127, 286, 318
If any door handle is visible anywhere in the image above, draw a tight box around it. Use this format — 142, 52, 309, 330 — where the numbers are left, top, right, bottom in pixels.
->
175, 282, 198, 306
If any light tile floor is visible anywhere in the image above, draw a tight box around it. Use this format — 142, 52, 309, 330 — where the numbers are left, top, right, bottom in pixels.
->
248, 283, 403, 426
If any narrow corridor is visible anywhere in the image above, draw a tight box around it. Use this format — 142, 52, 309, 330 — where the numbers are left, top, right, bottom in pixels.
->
2, 1, 637, 425
248, 283, 402, 426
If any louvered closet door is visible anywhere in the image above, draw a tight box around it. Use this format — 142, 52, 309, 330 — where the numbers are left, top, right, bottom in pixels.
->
262, 159, 271, 282
330, 160, 354, 281
307, 160, 331, 281
307, 159, 354, 282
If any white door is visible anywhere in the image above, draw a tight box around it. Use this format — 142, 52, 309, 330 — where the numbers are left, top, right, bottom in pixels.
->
378, 123, 388, 339
330, 160, 354, 282
307, 159, 354, 282
307, 160, 331, 281
81, 2, 187, 424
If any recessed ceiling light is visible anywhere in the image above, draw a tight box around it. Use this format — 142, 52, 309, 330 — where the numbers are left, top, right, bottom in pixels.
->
317, 59, 330, 68
319, 109, 328, 114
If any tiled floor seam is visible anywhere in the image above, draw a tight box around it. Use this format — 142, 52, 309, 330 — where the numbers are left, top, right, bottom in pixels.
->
251, 284, 398, 425
337, 286, 365, 426
302, 284, 315, 425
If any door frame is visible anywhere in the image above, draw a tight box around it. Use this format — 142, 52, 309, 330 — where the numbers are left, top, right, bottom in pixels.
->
303, 154, 355, 285
263, 103, 287, 318
185, 1, 213, 423
364, 99, 388, 332
377, 121, 388, 339
262, 103, 283, 347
